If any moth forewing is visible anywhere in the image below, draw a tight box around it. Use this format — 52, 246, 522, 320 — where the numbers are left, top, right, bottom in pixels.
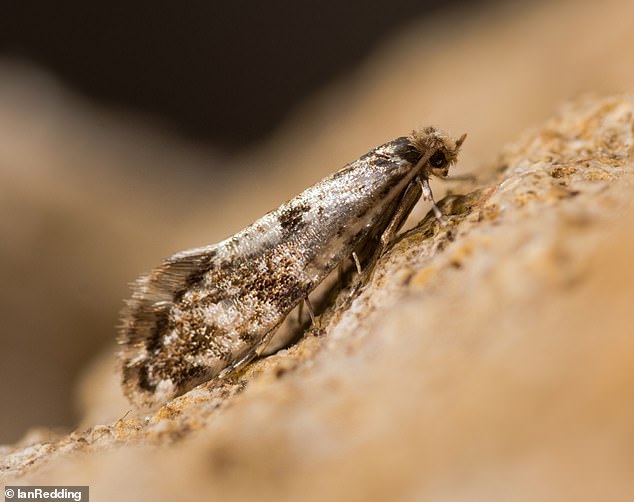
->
118, 127, 465, 408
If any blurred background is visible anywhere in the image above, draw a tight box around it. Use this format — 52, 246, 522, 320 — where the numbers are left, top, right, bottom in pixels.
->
0, 0, 632, 444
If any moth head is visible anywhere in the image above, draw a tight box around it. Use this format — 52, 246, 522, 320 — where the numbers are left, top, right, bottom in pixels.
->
409, 127, 467, 178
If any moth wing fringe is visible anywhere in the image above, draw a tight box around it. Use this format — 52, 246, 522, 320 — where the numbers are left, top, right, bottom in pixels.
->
118, 247, 217, 348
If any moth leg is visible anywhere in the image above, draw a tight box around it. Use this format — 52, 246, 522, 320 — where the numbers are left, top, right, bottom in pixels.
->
379, 179, 423, 249
296, 296, 319, 329
217, 324, 282, 379
416, 176, 445, 225
352, 179, 423, 293
418, 175, 444, 222
304, 296, 319, 328
352, 251, 362, 275
217, 346, 259, 379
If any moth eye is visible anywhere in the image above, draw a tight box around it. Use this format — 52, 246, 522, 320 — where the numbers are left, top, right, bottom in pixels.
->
429, 151, 447, 168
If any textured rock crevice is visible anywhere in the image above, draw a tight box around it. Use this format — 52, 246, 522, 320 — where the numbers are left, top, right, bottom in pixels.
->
2, 94, 634, 501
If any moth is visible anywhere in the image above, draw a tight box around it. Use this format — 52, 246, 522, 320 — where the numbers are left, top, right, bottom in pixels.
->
119, 127, 466, 408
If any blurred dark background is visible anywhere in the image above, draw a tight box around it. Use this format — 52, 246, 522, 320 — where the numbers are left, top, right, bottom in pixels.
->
1, 0, 484, 151
0, 0, 494, 444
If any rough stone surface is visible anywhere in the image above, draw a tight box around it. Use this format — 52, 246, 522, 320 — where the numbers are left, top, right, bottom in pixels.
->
2, 94, 633, 500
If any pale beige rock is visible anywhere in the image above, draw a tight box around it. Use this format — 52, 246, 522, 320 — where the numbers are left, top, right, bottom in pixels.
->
2, 94, 633, 501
